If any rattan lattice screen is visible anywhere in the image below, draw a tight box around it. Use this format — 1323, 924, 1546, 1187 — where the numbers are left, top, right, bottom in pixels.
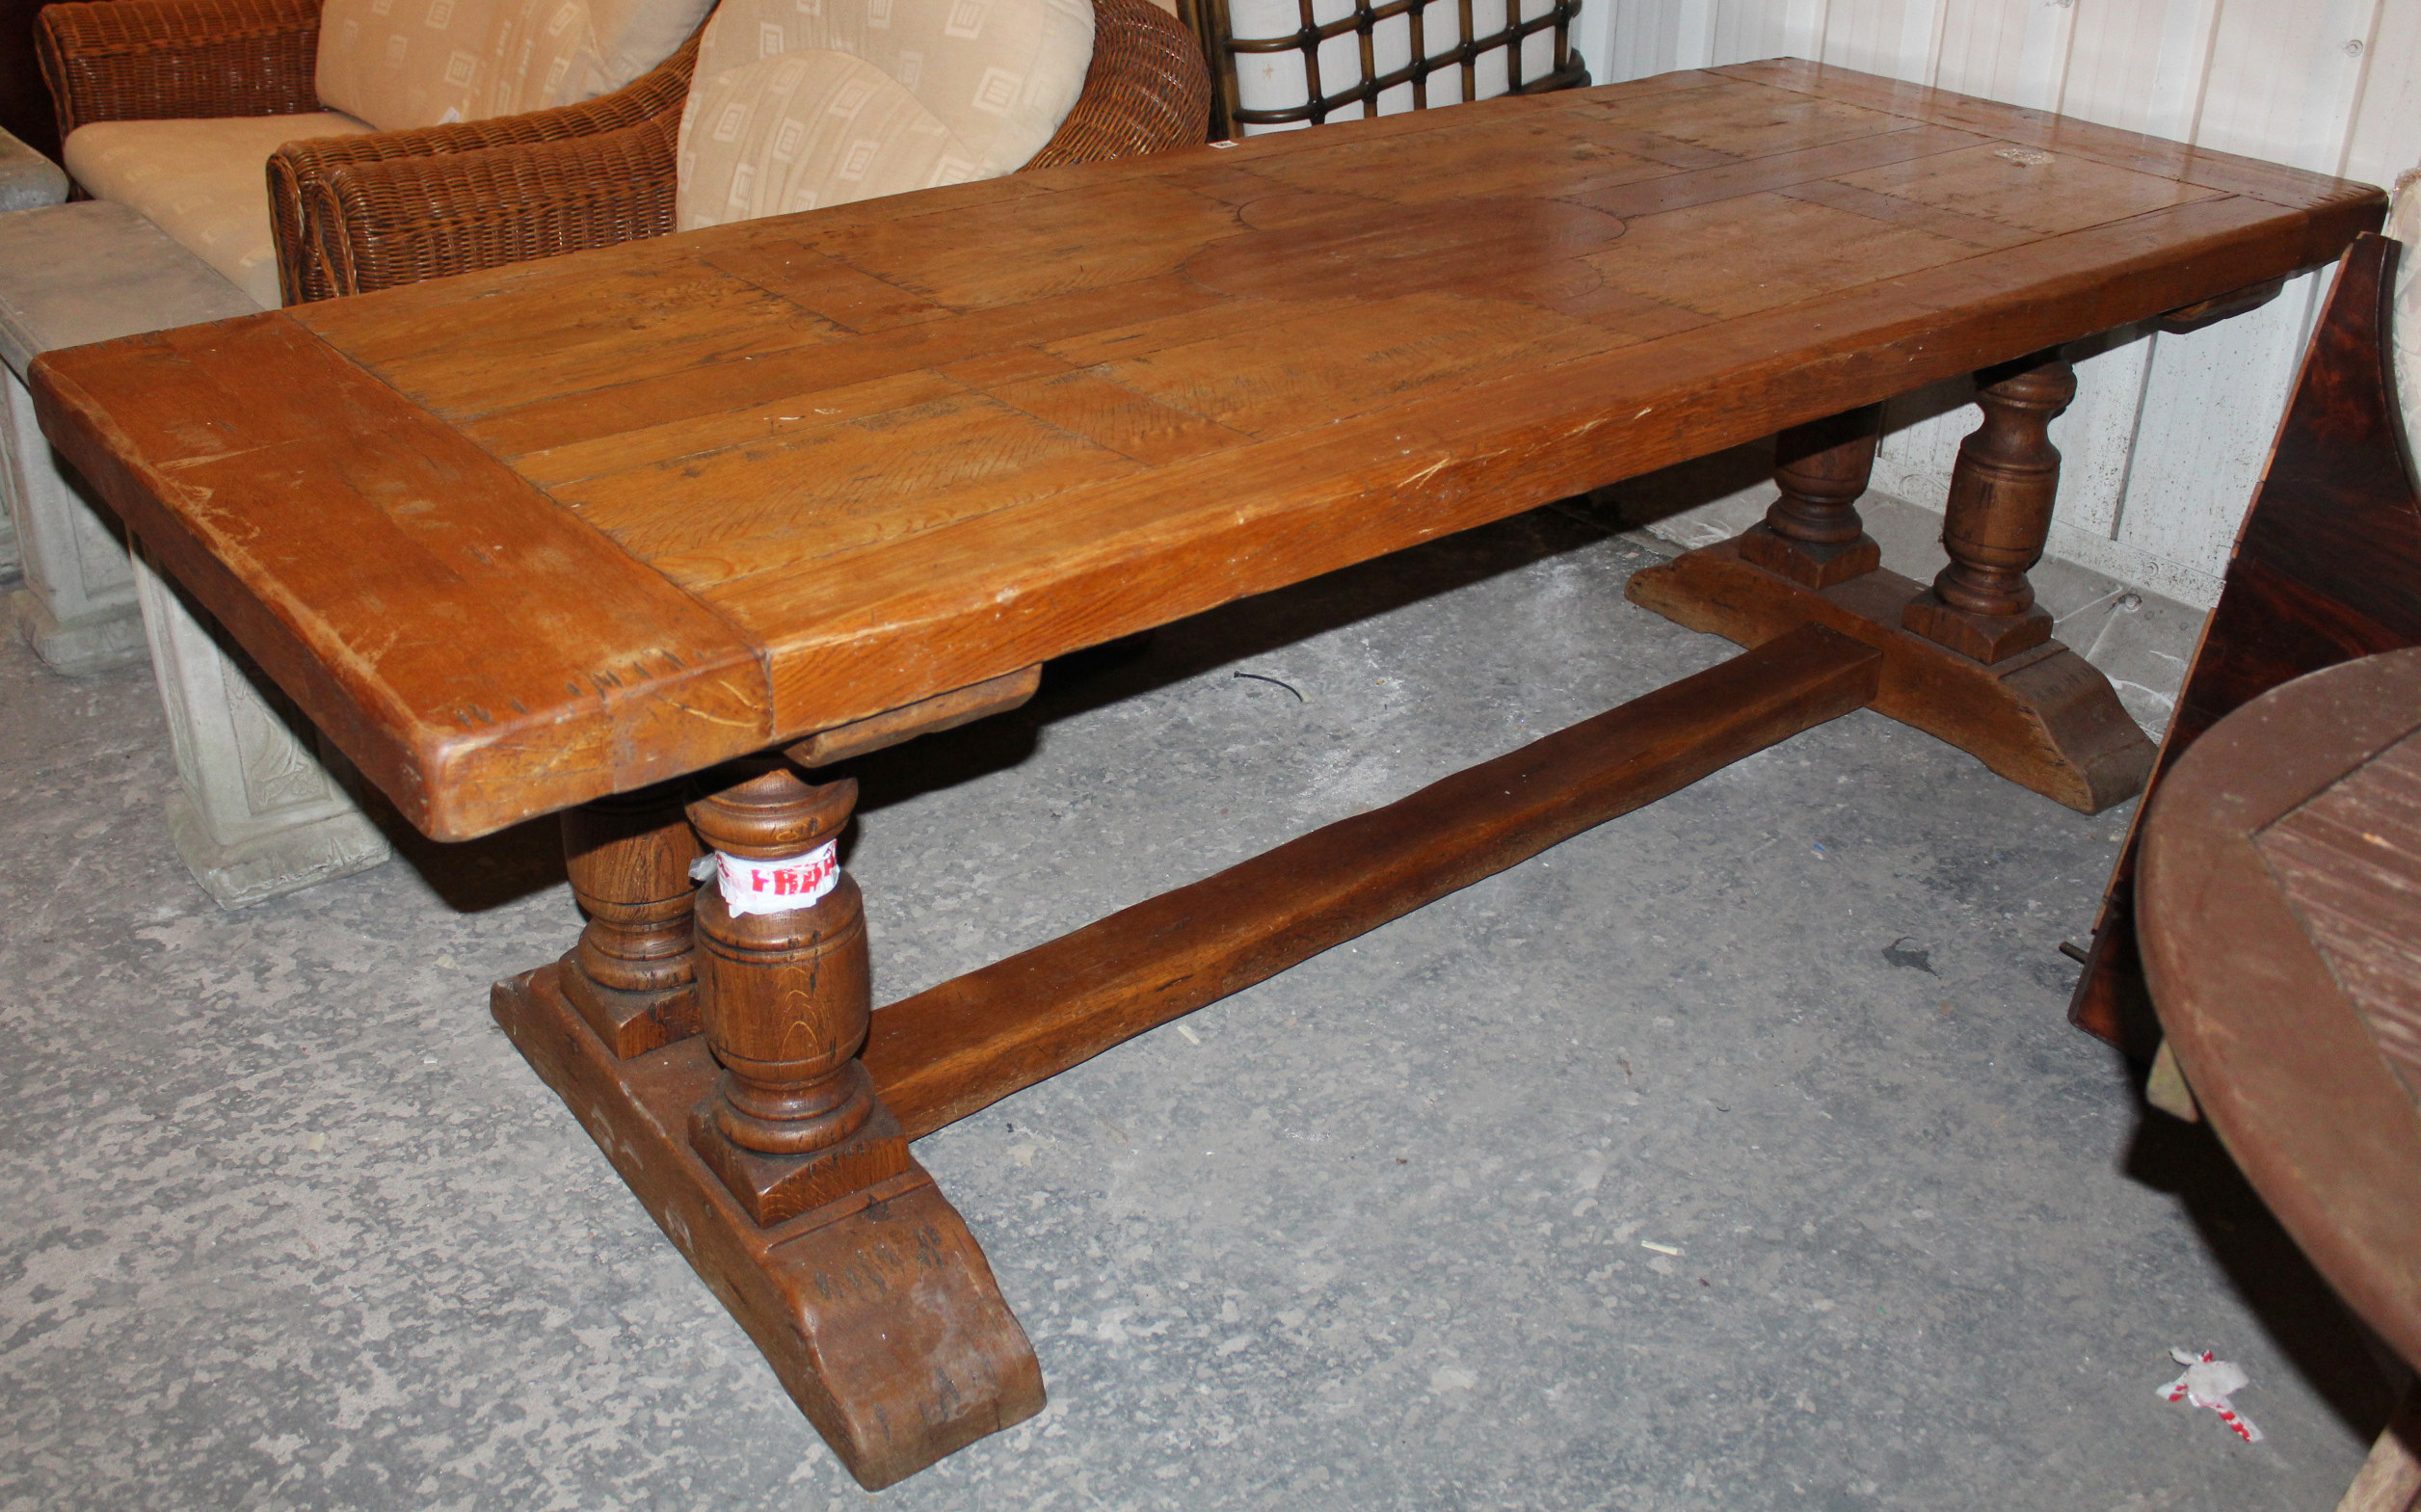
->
1181, 0, 1586, 141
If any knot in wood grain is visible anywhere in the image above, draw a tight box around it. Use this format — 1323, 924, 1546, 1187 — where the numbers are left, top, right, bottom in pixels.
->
1184, 195, 1625, 305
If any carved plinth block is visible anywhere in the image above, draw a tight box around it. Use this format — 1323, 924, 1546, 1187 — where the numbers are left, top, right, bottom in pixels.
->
132, 544, 390, 907
493, 965, 1044, 1489
1736, 522, 1882, 588
690, 1064, 913, 1227
1901, 589, 2053, 663
560, 968, 700, 1059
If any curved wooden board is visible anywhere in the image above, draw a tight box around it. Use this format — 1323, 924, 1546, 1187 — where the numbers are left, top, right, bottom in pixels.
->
2140, 649, 2421, 1370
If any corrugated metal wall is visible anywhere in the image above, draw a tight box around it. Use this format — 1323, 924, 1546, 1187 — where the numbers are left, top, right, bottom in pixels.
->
1591, 0, 2418, 606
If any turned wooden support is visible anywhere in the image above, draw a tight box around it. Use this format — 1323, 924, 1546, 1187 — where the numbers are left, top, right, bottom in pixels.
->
1739, 404, 1884, 588
1902, 351, 2075, 663
559, 784, 703, 1058
685, 759, 909, 1227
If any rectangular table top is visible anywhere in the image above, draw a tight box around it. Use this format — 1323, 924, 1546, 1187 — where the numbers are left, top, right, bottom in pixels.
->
34, 58, 2381, 840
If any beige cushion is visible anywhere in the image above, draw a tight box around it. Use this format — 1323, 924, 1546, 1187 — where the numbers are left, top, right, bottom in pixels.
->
314, 0, 713, 132
676, 0, 1093, 231
63, 113, 377, 307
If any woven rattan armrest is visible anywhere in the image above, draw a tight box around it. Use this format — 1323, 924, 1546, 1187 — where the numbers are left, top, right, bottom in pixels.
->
306, 119, 680, 298
1026, 0, 1210, 172
268, 31, 700, 301
38, 0, 324, 141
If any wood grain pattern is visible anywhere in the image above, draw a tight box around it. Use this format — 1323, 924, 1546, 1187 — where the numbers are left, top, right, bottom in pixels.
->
2139, 648, 2421, 1372
29, 315, 770, 841
34, 66, 2382, 837
865, 624, 1881, 1137
1710, 58, 2385, 236
2259, 741, 2421, 1101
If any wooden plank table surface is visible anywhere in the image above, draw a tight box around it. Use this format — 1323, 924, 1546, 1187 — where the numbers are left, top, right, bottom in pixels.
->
35, 58, 2379, 841
30, 57, 2384, 1489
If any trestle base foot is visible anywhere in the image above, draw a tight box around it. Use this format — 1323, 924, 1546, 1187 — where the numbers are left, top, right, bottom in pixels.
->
492, 964, 1044, 1491
1627, 540, 2153, 814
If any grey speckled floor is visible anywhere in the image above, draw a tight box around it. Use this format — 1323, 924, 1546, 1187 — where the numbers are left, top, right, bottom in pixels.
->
0, 504, 2407, 1511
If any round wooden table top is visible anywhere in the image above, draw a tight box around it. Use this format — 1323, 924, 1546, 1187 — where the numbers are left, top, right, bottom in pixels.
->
2141, 647, 2421, 1370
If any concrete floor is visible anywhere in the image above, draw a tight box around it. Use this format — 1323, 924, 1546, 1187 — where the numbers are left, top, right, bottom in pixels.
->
0, 499, 2407, 1510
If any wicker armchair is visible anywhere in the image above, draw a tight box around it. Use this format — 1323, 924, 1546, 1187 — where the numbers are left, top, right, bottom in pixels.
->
38, 0, 329, 139
37, 0, 714, 304
296, 0, 1208, 301
38, 0, 1204, 304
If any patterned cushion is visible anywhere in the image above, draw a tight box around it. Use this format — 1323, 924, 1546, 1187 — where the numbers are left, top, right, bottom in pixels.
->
676, 0, 1093, 231
314, 0, 714, 132
63, 113, 378, 307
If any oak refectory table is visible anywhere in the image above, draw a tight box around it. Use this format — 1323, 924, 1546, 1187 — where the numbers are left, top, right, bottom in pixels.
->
32, 59, 2382, 1488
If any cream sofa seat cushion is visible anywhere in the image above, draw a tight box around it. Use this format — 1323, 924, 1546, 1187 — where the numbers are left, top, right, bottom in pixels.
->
677, 0, 1093, 231
314, 0, 715, 132
63, 113, 377, 308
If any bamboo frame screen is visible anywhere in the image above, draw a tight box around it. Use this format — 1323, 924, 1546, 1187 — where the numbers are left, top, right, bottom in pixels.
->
1182, 0, 1587, 141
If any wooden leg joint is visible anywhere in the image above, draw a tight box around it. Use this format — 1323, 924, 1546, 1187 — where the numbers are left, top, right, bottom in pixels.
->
865, 625, 1881, 1137
784, 664, 1042, 769
1739, 523, 1882, 588
1627, 542, 2151, 812
1625, 369, 2152, 812
683, 759, 914, 1227
689, 1066, 911, 1228
1901, 352, 2074, 663
1738, 404, 1884, 589
558, 784, 704, 1058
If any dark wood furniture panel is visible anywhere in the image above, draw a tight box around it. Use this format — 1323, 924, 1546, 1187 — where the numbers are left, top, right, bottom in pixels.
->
2070, 232, 2421, 1059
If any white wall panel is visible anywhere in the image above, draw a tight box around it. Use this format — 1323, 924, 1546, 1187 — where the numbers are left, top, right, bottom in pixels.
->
1593, 0, 2405, 607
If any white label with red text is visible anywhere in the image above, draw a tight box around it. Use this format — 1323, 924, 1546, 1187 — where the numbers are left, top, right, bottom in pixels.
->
715, 840, 839, 916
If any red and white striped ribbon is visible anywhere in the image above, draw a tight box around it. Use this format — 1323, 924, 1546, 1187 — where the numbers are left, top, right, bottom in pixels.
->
709, 840, 840, 917
2157, 1348, 2262, 1443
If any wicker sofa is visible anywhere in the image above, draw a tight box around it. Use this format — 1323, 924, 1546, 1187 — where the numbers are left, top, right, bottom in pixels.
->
38, 0, 1209, 305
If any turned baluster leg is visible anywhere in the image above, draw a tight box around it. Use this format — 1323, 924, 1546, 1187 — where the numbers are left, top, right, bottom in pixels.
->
1902, 351, 2076, 663
559, 784, 704, 1058
685, 758, 910, 1227
1738, 403, 1883, 588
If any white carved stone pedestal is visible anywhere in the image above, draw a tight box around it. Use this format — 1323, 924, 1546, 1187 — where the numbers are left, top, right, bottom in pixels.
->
0, 125, 65, 588
3, 365, 145, 673
1, 199, 391, 905
132, 547, 393, 907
